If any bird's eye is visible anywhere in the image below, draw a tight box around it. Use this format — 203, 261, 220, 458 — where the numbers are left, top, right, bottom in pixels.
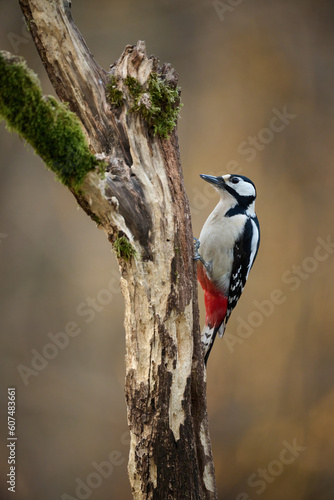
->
231, 177, 239, 184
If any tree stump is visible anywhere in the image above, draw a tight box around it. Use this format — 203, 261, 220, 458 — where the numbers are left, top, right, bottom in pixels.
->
0, 1, 217, 498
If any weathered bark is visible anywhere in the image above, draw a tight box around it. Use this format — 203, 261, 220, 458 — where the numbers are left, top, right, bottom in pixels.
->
16, 1, 217, 498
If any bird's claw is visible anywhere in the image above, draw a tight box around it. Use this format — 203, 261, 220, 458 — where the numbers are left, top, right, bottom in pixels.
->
193, 237, 201, 252
193, 237, 212, 272
193, 237, 201, 260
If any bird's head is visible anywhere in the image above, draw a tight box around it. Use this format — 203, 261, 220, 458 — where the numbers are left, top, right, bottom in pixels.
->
200, 174, 257, 211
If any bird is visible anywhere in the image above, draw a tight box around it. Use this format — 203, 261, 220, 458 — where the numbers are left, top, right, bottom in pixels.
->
194, 173, 260, 364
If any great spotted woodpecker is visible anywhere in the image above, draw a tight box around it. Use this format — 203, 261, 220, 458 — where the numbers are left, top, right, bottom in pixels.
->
194, 174, 260, 364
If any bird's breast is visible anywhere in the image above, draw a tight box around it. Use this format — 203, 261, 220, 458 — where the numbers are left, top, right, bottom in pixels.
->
199, 213, 246, 290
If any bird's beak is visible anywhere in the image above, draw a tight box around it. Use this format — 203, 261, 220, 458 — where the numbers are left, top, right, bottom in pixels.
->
200, 174, 225, 188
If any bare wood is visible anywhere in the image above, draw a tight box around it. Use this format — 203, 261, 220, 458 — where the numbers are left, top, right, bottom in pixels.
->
18, 0, 217, 497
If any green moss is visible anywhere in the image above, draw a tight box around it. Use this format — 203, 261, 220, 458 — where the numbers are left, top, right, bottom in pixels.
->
0, 52, 99, 190
125, 73, 182, 139
124, 76, 143, 99
97, 160, 107, 179
24, 18, 31, 32
106, 75, 123, 107
147, 73, 182, 138
114, 235, 137, 261
106, 72, 182, 138
90, 213, 102, 225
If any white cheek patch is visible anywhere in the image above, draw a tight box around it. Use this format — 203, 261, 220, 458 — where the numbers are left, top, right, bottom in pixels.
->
232, 182, 255, 197
222, 175, 255, 198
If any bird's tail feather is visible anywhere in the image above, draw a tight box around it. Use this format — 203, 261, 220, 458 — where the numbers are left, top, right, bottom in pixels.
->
201, 323, 224, 364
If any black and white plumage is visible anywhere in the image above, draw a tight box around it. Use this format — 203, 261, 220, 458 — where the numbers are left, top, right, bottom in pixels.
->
194, 174, 260, 363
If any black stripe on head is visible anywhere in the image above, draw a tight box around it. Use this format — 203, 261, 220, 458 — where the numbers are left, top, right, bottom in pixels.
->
199, 174, 257, 209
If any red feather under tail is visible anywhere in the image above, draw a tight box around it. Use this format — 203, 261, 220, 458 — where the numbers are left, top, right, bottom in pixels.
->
197, 262, 228, 329
204, 291, 228, 329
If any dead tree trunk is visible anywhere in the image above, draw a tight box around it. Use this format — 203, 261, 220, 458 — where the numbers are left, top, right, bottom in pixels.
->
1, 1, 217, 497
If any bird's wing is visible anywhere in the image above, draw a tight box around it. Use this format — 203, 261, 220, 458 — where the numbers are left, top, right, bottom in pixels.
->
223, 217, 259, 327
224, 240, 246, 325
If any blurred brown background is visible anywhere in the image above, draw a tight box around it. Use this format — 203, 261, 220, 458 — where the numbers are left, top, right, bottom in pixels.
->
1, 0, 334, 499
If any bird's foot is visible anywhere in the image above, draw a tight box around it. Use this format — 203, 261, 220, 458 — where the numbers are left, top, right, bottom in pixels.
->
193, 237, 201, 261
193, 237, 209, 269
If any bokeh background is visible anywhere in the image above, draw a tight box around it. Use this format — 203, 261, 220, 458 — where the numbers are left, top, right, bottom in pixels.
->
1, 0, 334, 498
